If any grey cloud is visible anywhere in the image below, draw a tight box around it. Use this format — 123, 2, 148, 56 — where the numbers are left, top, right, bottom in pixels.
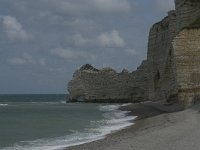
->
65, 18, 101, 33
2, 16, 32, 42
97, 30, 126, 48
73, 30, 126, 48
51, 48, 96, 60
125, 49, 137, 55
46, 0, 131, 16
88, 0, 131, 13
7, 53, 46, 66
7, 57, 26, 65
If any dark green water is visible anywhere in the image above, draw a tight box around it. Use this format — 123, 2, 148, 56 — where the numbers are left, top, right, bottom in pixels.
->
0, 94, 135, 150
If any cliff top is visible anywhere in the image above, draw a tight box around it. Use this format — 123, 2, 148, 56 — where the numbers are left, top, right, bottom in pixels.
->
80, 64, 99, 72
78, 64, 128, 74
101, 67, 117, 73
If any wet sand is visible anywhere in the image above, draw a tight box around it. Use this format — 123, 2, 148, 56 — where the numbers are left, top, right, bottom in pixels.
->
65, 102, 200, 150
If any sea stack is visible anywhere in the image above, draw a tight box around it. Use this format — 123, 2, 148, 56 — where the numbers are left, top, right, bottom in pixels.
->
68, 0, 200, 107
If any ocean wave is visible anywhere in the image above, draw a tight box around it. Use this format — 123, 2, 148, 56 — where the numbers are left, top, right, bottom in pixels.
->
0, 104, 8, 107
99, 103, 132, 111
121, 103, 132, 107
99, 104, 121, 111
1, 131, 104, 150
1, 104, 136, 150
31, 101, 66, 105
59, 100, 67, 104
96, 104, 137, 135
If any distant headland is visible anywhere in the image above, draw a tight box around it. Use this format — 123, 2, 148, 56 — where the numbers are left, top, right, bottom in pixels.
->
68, 0, 200, 107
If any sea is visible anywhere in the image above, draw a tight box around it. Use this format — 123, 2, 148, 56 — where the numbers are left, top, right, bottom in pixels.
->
0, 94, 136, 150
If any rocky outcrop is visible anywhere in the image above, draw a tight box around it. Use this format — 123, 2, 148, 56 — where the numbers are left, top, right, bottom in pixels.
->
147, 10, 177, 103
68, 0, 200, 107
68, 63, 149, 103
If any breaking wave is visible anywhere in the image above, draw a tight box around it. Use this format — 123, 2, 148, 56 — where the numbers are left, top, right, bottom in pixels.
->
1, 104, 136, 150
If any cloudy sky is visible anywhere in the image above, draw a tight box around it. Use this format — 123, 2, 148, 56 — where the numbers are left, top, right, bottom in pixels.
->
0, 0, 175, 94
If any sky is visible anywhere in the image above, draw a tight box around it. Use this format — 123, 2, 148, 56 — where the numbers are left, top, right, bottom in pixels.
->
0, 0, 175, 94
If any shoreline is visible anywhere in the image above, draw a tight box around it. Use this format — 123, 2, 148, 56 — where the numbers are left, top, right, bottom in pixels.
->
64, 101, 186, 150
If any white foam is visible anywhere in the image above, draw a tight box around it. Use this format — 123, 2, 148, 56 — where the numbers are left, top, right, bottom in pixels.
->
0, 104, 8, 107
1, 132, 104, 150
59, 100, 66, 104
30, 101, 66, 105
89, 104, 137, 140
99, 104, 120, 111
96, 104, 137, 136
121, 103, 132, 107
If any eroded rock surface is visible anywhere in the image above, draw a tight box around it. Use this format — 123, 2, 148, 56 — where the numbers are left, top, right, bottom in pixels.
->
68, 0, 200, 107
68, 63, 149, 103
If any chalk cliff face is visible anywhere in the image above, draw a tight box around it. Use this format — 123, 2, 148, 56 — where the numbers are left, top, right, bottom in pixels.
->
173, 28, 200, 106
147, 10, 177, 103
68, 63, 149, 103
68, 0, 200, 107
